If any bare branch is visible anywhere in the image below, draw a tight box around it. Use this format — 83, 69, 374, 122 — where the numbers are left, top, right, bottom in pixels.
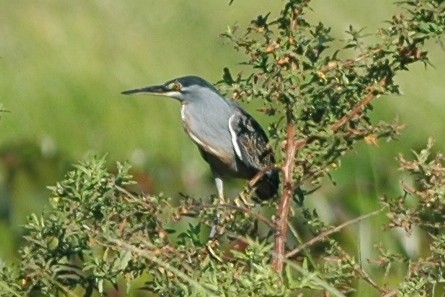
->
286, 207, 385, 258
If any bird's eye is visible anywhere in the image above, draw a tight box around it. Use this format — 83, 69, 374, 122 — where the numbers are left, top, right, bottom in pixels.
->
170, 81, 182, 91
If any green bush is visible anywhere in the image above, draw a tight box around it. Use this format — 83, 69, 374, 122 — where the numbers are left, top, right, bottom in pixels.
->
1, 0, 445, 296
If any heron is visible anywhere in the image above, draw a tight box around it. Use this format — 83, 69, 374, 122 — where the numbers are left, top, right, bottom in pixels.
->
122, 75, 279, 201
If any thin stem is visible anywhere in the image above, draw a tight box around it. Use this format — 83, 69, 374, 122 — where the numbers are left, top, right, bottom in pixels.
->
248, 165, 281, 189
287, 221, 316, 267
286, 207, 385, 258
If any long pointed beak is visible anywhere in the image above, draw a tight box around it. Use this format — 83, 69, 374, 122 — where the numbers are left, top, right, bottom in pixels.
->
121, 84, 170, 95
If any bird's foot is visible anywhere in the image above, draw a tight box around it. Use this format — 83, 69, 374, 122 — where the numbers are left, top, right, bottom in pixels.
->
209, 223, 219, 239
235, 190, 255, 208
206, 239, 223, 262
209, 200, 226, 239
217, 195, 227, 206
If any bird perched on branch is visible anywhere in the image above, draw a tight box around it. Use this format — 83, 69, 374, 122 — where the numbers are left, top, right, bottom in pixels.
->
122, 75, 279, 200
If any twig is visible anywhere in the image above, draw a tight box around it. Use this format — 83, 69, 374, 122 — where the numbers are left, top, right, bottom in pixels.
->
336, 246, 386, 294
331, 90, 377, 132
382, 290, 398, 297
273, 121, 298, 273
116, 185, 138, 199
248, 165, 280, 189
103, 237, 218, 297
318, 49, 382, 74
287, 221, 316, 268
286, 207, 385, 258
331, 78, 388, 132
355, 262, 385, 294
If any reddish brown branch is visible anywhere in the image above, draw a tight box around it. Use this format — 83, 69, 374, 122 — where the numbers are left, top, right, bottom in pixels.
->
331, 90, 378, 132
270, 75, 390, 273
273, 121, 298, 273
331, 79, 389, 132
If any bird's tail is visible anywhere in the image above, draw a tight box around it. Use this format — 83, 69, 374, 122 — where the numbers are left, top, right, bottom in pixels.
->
254, 170, 280, 200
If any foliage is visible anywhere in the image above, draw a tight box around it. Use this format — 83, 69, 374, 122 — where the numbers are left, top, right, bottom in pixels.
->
382, 138, 445, 295
1, 0, 445, 296
0, 158, 332, 296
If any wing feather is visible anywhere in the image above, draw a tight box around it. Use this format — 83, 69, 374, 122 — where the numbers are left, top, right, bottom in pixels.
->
228, 112, 275, 171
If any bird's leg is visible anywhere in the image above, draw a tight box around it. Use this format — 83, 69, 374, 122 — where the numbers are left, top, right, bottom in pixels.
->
206, 175, 225, 262
209, 175, 225, 239
214, 175, 226, 204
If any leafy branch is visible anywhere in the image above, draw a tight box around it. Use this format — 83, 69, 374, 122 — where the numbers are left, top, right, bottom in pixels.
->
220, 0, 444, 273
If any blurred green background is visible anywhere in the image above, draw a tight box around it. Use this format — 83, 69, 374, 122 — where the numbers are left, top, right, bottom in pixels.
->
1, 0, 444, 287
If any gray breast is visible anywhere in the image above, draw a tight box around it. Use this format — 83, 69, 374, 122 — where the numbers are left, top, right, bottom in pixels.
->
180, 98, 238, 174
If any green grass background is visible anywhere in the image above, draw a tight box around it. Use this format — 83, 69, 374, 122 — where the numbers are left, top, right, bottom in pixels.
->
1, 1, 444, 294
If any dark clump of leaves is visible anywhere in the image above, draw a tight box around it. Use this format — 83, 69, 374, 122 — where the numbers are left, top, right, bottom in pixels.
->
1, 0, 445, 296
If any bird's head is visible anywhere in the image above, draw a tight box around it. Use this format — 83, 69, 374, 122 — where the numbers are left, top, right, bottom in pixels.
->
122, 76, 220, 103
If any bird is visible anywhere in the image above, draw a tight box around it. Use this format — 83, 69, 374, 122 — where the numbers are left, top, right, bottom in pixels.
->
122, 75, 279, 201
